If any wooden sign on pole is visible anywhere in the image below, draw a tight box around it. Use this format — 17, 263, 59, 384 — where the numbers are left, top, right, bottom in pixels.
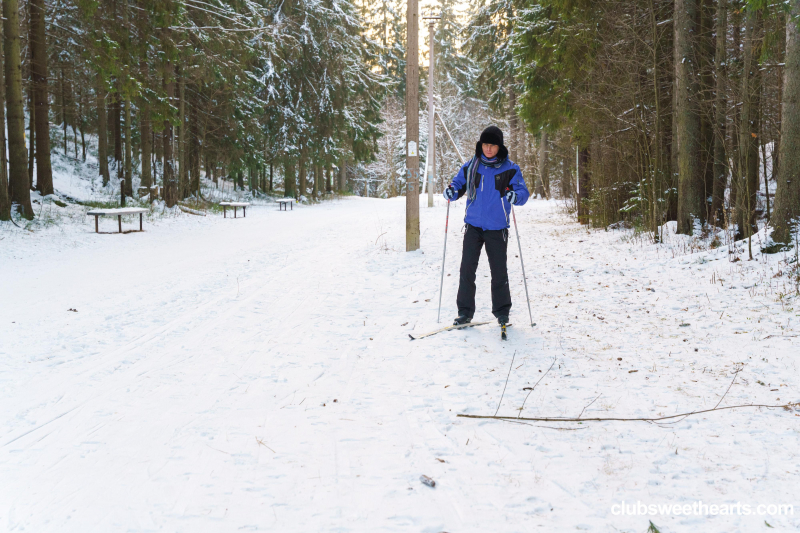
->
406, 0, 420, 251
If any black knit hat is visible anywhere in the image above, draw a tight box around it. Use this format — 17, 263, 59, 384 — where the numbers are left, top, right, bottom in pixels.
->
475, 125, 509, 160
479, 126, 504, 147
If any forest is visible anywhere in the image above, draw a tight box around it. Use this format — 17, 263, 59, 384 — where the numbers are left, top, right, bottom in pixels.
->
0, 0, 799, 250
3, 0, 799, 529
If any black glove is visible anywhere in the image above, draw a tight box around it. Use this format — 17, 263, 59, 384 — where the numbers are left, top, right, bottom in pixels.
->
444, 186, 456, 201
505, 190, 518, 205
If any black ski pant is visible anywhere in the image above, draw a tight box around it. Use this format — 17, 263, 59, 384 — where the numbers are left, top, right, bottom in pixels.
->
456, 224, 511, 319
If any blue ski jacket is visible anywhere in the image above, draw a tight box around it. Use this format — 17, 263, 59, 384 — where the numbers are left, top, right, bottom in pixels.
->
444, 157, 530, 230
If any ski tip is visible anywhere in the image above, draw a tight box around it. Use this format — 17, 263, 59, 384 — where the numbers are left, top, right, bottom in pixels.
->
408, 334, 416, 340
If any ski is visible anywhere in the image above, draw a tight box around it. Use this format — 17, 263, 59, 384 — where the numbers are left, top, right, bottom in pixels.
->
501, 323, 508, 340
408, 321, 492, 340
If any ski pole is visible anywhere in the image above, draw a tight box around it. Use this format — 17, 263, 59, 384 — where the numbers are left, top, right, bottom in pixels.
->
435, 112, 463, 324
511, 205, 534, 327
436, 200, 451, 323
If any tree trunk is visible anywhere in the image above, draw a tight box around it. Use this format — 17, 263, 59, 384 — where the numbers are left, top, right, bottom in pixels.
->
698, 0, 714, 224
26, 78, 33, 188
0, 22, 10, 220
737, 6, 761, 239
141, 98, 151, 188
728, 7, 742, 223
387, 133, 395, 197
538, 131, 549, 199
339, 156, 346, 193
124, 96, 133, 197
163, 63, 177, 207
71, 88, 78, 160
675, 0, 703, 234
284, 160, 295, 197
561, 154, 570, 199
761, 111, 769, 221
60, 69, 67, 156
578, 146, 590, 224
313, 163, 320, 199
26, 11, 33, 190
190, 103, 200, 196
650, 0, 667, 235
96, 77, 110, 185
111, 83, 123, 178
772, 0, 800, 244
773, 12, 786, 192
711, 0, 728, 226
269, 162, 273, 192
154, 127, 162, 185
78, 86, 86, 161
178, 70, 187, 199
113, 82, 122, 176
3, 0, 33, 218
298, 145, 307, 198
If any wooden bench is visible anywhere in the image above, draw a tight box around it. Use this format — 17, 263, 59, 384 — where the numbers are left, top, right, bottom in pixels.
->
87, 207, 148, 234
219, 202, 250, 218
277, 198, 294, 211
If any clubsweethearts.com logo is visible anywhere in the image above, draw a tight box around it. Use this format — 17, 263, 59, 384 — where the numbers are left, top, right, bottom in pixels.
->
611, 501, 794, 516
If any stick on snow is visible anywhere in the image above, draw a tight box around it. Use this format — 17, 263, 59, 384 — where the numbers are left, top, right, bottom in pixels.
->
458, 403, 799, 424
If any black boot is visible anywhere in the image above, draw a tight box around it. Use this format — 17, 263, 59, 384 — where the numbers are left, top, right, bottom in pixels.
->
453, 315, 472, 326
497, 315, 509, 326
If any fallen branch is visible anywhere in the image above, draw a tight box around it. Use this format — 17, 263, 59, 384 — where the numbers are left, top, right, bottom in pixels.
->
518, 354, 557, 417
494, 350, 516, 416
179, 205, 206, 216
713, 367, 741, 410
458, 403, 797, 424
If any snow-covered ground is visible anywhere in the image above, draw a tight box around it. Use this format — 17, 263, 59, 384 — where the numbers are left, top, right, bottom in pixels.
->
1, 197, 798, 532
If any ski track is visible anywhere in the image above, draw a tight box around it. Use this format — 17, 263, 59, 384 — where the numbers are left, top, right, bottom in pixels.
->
1, 197, 799, 532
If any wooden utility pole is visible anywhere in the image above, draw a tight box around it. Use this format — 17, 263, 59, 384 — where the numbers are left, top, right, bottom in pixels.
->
424, 14, 439, 209
406, 0, 420, 251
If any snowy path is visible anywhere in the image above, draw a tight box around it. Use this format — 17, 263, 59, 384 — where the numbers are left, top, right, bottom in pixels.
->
1, 197, 798, 532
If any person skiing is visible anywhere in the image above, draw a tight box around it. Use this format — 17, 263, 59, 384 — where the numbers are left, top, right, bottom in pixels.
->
443, 126, 530, 327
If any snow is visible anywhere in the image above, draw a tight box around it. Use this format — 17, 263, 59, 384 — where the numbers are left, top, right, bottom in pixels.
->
1, 197, 799, 532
